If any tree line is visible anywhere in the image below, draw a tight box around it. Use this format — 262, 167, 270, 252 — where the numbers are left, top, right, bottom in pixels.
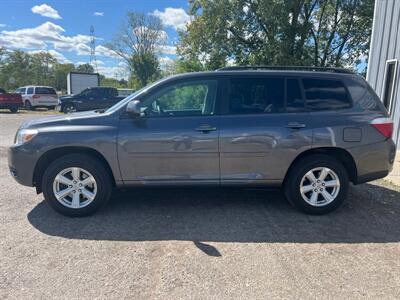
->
0, 47, 128, 92
0, 0, 374, 92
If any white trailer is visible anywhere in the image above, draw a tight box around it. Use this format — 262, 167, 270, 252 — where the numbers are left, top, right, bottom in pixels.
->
67, 72, 100, 95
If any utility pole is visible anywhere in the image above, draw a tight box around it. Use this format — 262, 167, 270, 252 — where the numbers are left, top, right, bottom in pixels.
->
89, 25, 98, 73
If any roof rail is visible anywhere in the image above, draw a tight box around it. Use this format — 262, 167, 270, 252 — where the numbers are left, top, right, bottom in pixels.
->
216, 65, 354, 74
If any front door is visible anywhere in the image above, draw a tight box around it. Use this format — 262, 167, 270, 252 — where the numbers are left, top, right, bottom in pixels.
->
117, 78, 220, 184
219, 76, 313, 185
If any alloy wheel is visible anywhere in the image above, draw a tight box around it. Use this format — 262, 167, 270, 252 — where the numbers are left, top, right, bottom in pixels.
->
300, 167, 340, 207
52, 167, 97, 209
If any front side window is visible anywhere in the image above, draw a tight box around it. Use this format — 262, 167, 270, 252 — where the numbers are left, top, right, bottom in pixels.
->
142, 80, 217, 117
303, 78, 351, 111
228, 78, 284, 114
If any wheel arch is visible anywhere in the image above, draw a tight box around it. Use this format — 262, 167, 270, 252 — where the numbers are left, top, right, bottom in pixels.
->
284, 147, 358, 185
33, 146, 116, 193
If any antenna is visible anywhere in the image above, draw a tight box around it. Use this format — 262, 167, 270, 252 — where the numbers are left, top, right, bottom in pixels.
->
89, 25, 98, 73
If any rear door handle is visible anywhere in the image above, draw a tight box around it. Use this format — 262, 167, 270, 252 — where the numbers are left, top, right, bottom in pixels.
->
195, 125, 217, 133
285, 122, 306, 129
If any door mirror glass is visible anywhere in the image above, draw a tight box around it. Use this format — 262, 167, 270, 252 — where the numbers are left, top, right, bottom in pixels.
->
126, 100, 142, 116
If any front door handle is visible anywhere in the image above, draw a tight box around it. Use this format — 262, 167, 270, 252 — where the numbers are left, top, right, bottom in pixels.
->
195, 125, 217, 133
285, 122, 306, 129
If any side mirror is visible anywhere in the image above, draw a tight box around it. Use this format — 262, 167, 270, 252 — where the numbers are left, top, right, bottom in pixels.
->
126, 100, 142, 116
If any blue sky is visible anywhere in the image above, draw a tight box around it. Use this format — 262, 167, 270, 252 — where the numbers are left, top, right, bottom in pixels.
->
0, 0, 190, 78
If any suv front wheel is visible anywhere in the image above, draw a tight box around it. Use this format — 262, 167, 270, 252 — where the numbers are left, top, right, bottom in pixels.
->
42, 154, 112, 217
284, 154, 349, 215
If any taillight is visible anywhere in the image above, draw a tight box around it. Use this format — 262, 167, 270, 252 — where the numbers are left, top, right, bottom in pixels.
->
33, 95, 40, 99
371, 117, 394, 138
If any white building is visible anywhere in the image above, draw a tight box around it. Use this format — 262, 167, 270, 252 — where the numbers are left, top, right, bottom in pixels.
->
367, 0, 400, 148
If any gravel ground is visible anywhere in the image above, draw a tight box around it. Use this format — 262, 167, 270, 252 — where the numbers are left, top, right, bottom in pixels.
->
1, 111, 400, 299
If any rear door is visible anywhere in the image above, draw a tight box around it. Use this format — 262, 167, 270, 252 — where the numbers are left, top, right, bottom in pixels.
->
219, 75, 313, 185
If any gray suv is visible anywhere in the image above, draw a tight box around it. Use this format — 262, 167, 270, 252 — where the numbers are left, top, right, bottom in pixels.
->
8, 67, 396, 217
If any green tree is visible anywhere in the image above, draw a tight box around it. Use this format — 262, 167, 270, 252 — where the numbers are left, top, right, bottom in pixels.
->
54, 63, 76, 92
76, 63, 94, 73
178, 0, 374, 71
106, 12, 165, 87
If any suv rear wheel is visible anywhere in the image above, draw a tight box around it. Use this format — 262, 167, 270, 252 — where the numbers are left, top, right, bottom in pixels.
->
42, 154, 112, 217
284, 154, 349, 215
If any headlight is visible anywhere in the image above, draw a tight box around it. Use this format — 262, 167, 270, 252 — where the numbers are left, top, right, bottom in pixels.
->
14, 129, 38, 145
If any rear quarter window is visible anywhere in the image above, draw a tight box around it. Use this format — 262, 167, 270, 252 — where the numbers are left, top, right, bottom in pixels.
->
345, 76, 380, 111
303, 78, 351, 111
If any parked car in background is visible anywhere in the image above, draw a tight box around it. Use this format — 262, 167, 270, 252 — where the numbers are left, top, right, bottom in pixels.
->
8, 67, 396, 217
117, 88, 135, 97
58, 87, 125, 113
16, 86, 59, 110
0, 88, 23, 113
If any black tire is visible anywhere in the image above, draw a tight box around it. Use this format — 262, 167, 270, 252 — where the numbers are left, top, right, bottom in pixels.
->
284, 154, 349, 215
63, 103, 76, 114
42, 154, 112, 217
9, 107, 18, 113
25, 101, 34, 110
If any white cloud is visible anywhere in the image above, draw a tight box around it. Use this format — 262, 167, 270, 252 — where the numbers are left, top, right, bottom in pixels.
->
152, 7, 190, 30
0, 21, 93, 56
29, 49, 71, 63
0, 24, 6, 28
93, 12, 104, 17
159, 56, 174, 66
95, 45, 119, 58
97, 65, 128, 80
31, 4, 62, 19
158, 45, 176, 55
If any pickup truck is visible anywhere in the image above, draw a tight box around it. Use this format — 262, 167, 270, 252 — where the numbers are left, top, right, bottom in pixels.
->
0, 88, 23, 113
58, 87, 125, 113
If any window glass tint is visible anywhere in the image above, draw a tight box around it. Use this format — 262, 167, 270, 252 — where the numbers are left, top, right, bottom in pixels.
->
27, 87, 34, 94
144, 80, 217, 117
303, 78, 351, 110
286, 79, 304, 112
0, 88, 5, 93
35, 87, 56, 95
228, 78, 284, 114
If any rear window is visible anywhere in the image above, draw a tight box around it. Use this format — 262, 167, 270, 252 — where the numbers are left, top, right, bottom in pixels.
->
35, 87, 56, 95
303, 78, 351, 111
0, 88, 5, 93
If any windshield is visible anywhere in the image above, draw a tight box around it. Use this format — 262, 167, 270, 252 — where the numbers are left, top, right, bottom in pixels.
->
105, 78, 165, 114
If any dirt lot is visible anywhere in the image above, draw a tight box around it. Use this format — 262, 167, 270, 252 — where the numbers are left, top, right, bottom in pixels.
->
1, 111, 400, 299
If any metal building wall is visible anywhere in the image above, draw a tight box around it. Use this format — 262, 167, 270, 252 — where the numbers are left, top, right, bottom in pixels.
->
367, 0, 400, 147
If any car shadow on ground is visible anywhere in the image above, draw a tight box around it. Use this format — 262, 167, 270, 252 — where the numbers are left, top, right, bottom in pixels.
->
28, 183, 400, 244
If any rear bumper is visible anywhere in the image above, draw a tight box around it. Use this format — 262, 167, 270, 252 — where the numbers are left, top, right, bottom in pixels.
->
349, 139, 396, 184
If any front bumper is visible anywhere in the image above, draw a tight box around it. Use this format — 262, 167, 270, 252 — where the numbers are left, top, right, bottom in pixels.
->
8, 145, 37, 187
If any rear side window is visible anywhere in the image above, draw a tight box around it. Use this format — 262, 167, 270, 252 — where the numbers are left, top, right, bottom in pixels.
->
228, 78, 284, 114
35, 87, 56, 95
27, 87, 34, 94
303, 78, 351, 111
